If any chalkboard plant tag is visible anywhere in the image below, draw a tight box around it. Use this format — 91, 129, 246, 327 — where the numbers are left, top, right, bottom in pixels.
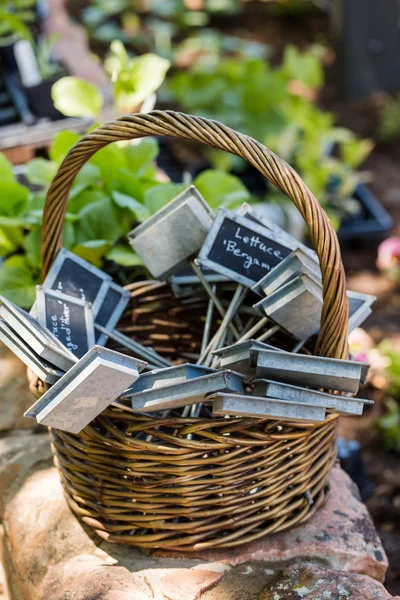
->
197, 209, 293, 289
36, 287, 95, 359
24, 346, 147, 433
125, 363, 216, 395
253, 379, 373, 416
212, 339, 283, 376
0, 295, 78, 372
253, 273, 323, 341
94, 283, 131, 346
128, 186, 214, 280
123, 370, 244, 413
236, 203, 318, 263
43, 248, 112, 317
209, 392, 326, 422
252, 249, 321, 297
347, 290, 376, 332
0, 319, 64, 384
251, 348, 370, 393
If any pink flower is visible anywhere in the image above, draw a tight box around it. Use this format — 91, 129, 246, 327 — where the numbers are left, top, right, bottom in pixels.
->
377, 237, 400, 271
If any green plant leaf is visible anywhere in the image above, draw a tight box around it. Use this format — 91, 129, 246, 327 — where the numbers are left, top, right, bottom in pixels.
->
89, 145, 127, 190
0, 152, 14, 182
113, 53, 171, 111
0, 225, 23, 255
67, 189, 108, 215
340, 137, 374, 169
112, 190, 150, 221
51, 76, 103, 118
144, 182, 186, 214
74, 197, 124, 245
49, 130, 81, 164
62, 221, 75, 250
0, 10, 33, 44
0, 255, 37, 308
24, 227, 41, 269
282, 45, 323, 89
69, 163, 101, 199
112, 168, 145, 201
123, 138, 159, 177
105, 39, 130, 76
0, 181, 29, 216
106, 244, 143, 267
194, 170, 250, 209
25, 158, 57, 186
71, 240, 110, 268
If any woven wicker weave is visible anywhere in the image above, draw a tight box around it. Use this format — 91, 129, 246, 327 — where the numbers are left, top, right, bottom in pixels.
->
38, 111, 348, 551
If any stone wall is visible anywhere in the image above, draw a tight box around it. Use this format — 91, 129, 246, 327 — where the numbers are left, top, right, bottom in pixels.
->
0, 428, 397, 600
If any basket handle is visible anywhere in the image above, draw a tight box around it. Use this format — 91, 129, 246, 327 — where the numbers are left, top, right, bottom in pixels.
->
41, 110, 348, 359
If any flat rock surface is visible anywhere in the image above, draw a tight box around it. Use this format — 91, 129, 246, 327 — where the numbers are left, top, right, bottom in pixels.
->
0, 432, 393, 599
0, 345, 41, 433
259, 563, 400, 600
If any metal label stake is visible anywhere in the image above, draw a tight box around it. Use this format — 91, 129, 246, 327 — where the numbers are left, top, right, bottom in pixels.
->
0, 295, 78, 372
129, 186, 214, 281
36, 286, 95, 359
25, 346, 146, 433
254, 273, 323, 341
123, 370, 244, 413
252, 248, 321, 297
42, 248, 112, 317
253, 378, 373, 416
209, 392, 326, 422
252, 348, 370, 393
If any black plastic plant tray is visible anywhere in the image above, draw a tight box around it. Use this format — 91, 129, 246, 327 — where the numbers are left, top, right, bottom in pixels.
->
337, 183, 393, 242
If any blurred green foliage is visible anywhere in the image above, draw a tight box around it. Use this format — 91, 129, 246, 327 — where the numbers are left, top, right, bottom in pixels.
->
376, 342, 400, 452
0, 0, 35, 46
378, 94, 400, 143
0, 134, 252, 307
166, 45, 373, 216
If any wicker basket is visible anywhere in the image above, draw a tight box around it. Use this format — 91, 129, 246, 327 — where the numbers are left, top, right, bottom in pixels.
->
36, 111, 349, 552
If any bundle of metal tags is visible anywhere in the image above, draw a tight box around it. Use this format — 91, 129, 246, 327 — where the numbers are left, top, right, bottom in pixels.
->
0, 186, 374, 434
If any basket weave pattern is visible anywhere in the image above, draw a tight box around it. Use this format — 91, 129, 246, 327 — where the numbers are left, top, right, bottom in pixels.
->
38, 111, 347, 551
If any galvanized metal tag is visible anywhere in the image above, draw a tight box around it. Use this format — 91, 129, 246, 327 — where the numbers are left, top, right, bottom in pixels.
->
124, 370, 244, 413
253, 378, 373, 415
252, 248, 321, 296
128, 186, 214, 280
212, 339, 283, 376
24, 346, 146, 433
253, 273, 323, 340
36, 286, 95, 359
94, 282, 131, 346
348, 290, 376, 332
210, 392, 326, 422
0, 319, 64, 384
42, 248, 112, 316
125, 363, 216, 395
0, 295, 78, 372
236, 203, 318, 263
252, 348, 370, 393
198, 209, 294, 288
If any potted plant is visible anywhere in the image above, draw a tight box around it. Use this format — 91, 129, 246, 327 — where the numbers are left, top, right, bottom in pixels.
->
0, 1, 66, 121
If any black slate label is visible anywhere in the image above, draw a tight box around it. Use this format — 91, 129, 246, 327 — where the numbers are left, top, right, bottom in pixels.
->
207, 217, 291, 283
52, 258, 104, 305
44, 294, 90, 358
